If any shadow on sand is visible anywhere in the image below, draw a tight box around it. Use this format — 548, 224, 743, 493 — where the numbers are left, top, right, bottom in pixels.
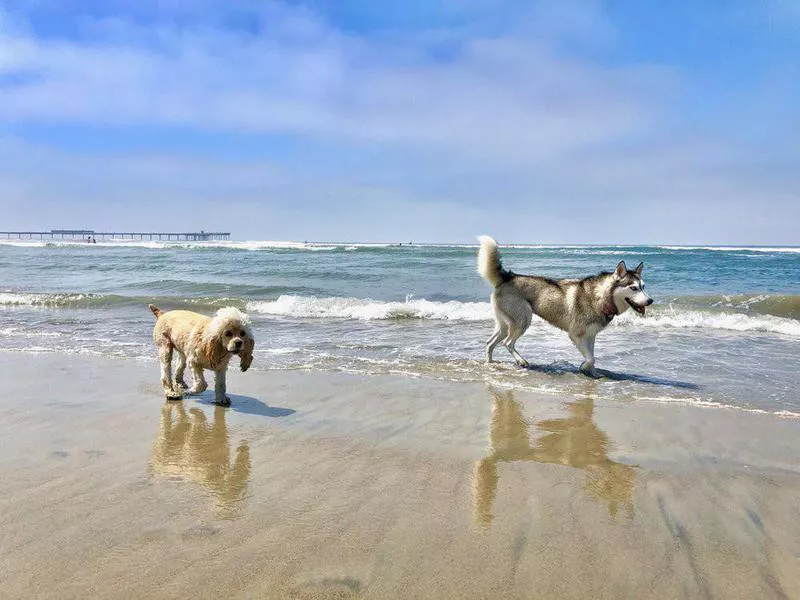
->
518, 361, 699, 390
193, 393, 297, 417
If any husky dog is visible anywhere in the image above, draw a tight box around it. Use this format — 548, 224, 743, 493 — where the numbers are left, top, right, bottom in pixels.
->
477, 236, 652, 376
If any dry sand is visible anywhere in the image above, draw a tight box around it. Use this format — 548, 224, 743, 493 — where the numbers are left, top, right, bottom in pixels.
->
1, 353, 799, 599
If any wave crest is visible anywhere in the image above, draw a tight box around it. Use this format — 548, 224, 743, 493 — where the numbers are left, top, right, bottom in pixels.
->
248, 295, 800, 335
3, 291, 798, 337
247, 295, 492, 321
0, 292, 101, 307
613, 308, 800, 337
657, 245, 800, 254
0, 239, 392, 251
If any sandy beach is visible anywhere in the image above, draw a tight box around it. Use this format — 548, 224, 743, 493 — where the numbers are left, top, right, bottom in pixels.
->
4, 0, 800, 597
1, 352, 799, 599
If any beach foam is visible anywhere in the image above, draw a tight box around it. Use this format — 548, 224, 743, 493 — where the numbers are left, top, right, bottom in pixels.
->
0, 239, 395, 251
4, 290, 797, 337
637, 395, 800, 419
247, 295, 492, 321
0, 292, 99, 306
612, 307, 800, 337
657, 245, 800, 254
247, 294, 800, 336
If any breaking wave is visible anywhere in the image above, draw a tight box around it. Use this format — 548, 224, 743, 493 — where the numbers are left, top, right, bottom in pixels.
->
3, 290, 798, 337
247, 294, 800, 336
247, 295, 492, 321
0, 292, 107, 307
3, 238, 797, 254
0, 292, 247, 310
656, 245, 800, 254
612, 307, 800, 337
671, 294, 800, 320
0, 239, 394, 251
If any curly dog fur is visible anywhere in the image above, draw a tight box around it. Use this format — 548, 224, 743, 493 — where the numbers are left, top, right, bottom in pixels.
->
149, 304, 254, 405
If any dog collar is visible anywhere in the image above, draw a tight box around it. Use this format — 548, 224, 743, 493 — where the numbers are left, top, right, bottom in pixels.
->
603, 301, 618, 322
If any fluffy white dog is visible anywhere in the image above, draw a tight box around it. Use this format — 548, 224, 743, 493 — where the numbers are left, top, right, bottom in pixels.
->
149, 305, 254, 405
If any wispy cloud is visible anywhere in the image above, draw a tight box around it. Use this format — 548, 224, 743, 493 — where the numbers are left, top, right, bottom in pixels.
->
0, 2, 666, 162
0, 1, 797, 243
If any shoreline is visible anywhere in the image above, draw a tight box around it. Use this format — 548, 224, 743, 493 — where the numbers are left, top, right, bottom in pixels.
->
2, 345, 800, 422
2, 352, 799, 598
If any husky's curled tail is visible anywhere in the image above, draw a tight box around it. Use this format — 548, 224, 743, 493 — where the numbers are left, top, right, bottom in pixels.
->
477, 235, 511, 287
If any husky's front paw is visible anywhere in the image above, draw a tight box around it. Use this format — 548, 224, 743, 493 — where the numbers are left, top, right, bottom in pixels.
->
580, 363, 600, 378
516, 359, 530, 368
215, 396, 231, 406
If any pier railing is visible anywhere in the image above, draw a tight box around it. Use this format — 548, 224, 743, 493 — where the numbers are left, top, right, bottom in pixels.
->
0, 230, 231, 241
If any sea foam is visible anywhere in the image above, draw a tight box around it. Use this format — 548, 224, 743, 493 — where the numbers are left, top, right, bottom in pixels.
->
247, 295, 492, 321
247, 294, 800, 336
612, 307, 800, 337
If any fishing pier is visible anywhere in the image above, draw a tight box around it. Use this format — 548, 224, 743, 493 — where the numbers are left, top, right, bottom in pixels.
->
0, 229, 231, 241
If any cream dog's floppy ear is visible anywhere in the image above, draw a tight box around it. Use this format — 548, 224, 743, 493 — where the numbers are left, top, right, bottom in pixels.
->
239, 336, 254, 372
202, 328, 228, 369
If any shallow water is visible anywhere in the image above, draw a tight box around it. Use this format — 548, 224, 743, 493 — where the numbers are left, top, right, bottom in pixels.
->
2, 239, 799, 416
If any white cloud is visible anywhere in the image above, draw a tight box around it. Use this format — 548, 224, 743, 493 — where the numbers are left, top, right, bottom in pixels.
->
0, 1, 797, 243
0, 2, 671, 166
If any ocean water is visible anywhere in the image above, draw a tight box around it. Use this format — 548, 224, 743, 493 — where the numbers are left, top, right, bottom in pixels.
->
2, 239, 798, 417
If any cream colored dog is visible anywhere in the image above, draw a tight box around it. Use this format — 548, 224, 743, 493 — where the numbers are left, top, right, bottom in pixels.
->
149, 305, 254, 405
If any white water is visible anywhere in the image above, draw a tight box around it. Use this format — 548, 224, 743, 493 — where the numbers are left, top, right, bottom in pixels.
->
247, 294, 800, 337
657, 245, 800, 254
247, 295, 492, 321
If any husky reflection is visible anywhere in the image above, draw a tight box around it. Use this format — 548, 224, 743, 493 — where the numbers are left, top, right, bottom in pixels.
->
474, 388, 635, 525
151, 403, 250, 518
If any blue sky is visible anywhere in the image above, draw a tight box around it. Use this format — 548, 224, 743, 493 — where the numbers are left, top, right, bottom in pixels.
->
0, 0, 798, 243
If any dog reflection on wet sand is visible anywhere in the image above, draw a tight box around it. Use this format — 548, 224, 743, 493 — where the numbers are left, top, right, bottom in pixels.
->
474, 387, 635, 526
150, 403, 250, 518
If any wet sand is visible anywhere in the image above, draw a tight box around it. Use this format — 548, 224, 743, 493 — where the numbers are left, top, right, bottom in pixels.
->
1, 353, 799, 599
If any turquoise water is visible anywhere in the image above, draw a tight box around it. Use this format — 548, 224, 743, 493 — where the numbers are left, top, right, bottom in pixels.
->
2, 239, 799, 416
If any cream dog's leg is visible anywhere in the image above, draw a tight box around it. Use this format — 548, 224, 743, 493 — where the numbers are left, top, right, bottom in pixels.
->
214, 369, 230, 406
186, 360, 208, 395
174, 351, 188, 390
159, 345, 182, 400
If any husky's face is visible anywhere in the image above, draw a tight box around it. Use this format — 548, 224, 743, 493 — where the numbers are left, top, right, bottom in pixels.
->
611, 261, 653, 316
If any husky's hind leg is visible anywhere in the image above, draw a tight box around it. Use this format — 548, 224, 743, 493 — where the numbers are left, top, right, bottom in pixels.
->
492, 290, 532, 367
504, 326, 530, 368
485, 319, 507, 363
502, 302, 532, 368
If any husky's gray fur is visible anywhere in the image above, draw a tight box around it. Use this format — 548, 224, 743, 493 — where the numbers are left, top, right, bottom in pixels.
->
477, 235, 653, 376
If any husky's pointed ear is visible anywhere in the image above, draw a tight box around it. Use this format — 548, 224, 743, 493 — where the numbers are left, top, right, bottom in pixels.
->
614, 261, 627, 279
634, 261, 644, 275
